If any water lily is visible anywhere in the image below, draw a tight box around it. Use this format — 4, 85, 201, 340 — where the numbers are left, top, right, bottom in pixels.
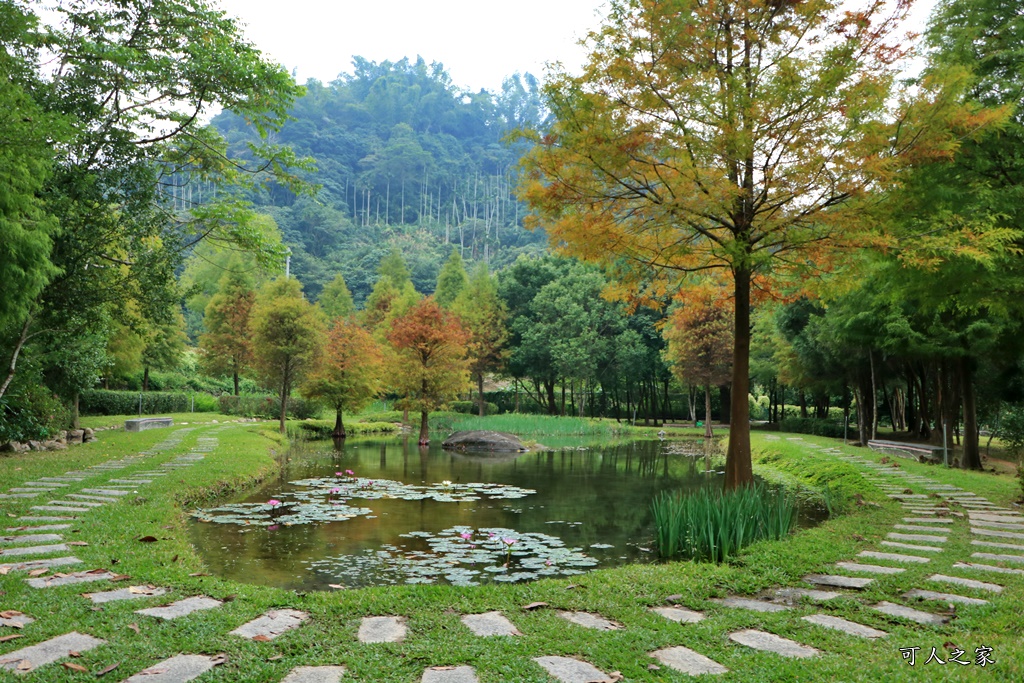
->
545, 559, 553, 566
267, 499, 282, 507
502, 537, 517, 546
345, 469, 355, 476
268, 525, 279, 531
459, 531, 473, 540
441, 480, 453, 488
335, 472, 344, 476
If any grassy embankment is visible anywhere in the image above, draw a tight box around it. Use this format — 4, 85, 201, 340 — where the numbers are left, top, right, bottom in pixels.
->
0, 424, 1020, 681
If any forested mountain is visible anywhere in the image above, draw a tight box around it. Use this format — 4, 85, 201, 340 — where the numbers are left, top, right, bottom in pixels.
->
211, 57, 549, 302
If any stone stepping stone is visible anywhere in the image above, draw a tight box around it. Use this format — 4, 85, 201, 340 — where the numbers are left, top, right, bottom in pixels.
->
651, 646, 728, 676
902, 589, 988, 606
81, 488, 129, 496
47, 499, 103, 507
927, 574, 1002, 593
893, 524, 951, 534
0, 494, 40, 500
26, 569, 117, 588
358, 616, 406, 643
281, 666, 346, 683
770, 588, 841, 603
902, 518, 954, 525
971, 552, 1024, 565
230, 609, 308, 640
835, 562, 905, 575
0, 534, 63, 544
872, 601, 947, 626
971, 538, 1024, 551
66, 494, 118, 503
0, 612, 34, 628
0, 631, 104, 674
83, 585, 168, 604
136, 596, 223, 620
421, 665, 478, 683
556, 611, 623, 630
953, 562, 1024, 576
888, 494, 928, 499
533, 656, 614, 683
801, 614, 887, 639
803, 574, 873, 589
31, 505, 92, 513
972, 527, 1024, 541
23, 482, 69, 488
886, 532, 947, 544
122, 654, 222, 683
109, 479, 152, 485
17, 516, 73, 522
970, 516, 1024, 528
461, 611, 520, 636
880, 541, 943, 553
0, 557, 81, 574
8, 489, 50, 494
712, 597, 789, 613
0, 543, 69, 557
39, 477, 82, 482
728, 629, 818, 659
650, 606, 705, 623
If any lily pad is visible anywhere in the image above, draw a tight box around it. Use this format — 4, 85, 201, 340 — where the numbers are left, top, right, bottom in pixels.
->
288, 476, 536, 502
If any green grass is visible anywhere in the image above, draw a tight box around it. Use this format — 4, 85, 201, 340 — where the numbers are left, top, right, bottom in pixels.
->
287, 420, 402, 439
77, 412, 251, 430
0, 426, 1020, 681
653, 483, 796, 562
428, 412, 639, 437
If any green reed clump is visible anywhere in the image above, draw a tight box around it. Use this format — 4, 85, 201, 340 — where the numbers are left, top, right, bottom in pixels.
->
652, 483, 796, 562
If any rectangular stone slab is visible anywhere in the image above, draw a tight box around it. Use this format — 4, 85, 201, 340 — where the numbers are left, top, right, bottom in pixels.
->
26, 569, 117, 588
970, 552, 1024, 564
81, 489, 130, 496
0, 631, 105, 674
971, 539, 1024, 551
0, 556, 81, 573
803, 574, 873, 589
358, 616, 406, 643
893, 525, 952, 534
771, 588, 841, 603
902, 589, 988, 606
0, 612, 34, 628
65, 494, 117, 503
23, 482, 69, 487
902, 518, 954, 525
927, 574, 1002, 593
83, 585, 168, 603
802, 614, 887, 639
651, 646, 728, 675
122, 654, 220, 682
556, 611, 623, 630
0, 543, 69, 557
650, 606, 705, 623
30, 505, 92, 513
728, 629, 819, 659
886, 533, 947, 544
229, 609, 308, 640
971, 519, 1024, 531
880, 541, 943, 553
0, 534, 63, 544
952, 562, 1024, 576
836, 562, 905, 575
461, 611, 521, 636
533, 656, 613, 683
109, 480, 152, 485
971, 527, 1024, 541
136, 596, 222, 620
872, 602, 947, 626
421, 665, 479, 683
46, 499, 103, 507
281, 666, 346, 683
7, 490, 46, 494
712, 597, 789, 613
17, 516, 73, 522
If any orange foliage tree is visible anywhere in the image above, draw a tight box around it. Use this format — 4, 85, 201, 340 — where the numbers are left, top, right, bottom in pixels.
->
664, 288, 734, 438
520, 0, 992, 488
388, 298, 470, 444
303, 320, 385, 438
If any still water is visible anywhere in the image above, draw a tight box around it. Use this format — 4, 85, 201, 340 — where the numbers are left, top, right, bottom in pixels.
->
188, 437, 812, 591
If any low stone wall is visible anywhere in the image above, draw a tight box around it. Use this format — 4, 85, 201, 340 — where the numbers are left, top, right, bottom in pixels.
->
1, 428, 96, 453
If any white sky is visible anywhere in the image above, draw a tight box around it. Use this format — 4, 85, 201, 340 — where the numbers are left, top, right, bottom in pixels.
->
214, 0, 939, 94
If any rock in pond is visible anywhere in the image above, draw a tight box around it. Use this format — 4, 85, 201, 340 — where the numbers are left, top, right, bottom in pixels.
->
441, 431, 527, 453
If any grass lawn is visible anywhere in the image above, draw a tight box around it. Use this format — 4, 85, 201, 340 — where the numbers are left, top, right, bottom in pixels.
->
0, 423, 1020, 681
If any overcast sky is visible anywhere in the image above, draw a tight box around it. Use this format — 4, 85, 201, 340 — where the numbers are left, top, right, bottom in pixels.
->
214, 0, 937, 94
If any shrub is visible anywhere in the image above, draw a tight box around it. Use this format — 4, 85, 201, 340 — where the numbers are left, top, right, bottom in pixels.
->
777, 417, 848, 439
79, 390, 219, 416
0, 385, 71, 442
217, 394, 320, 420
449, 400, 499, 415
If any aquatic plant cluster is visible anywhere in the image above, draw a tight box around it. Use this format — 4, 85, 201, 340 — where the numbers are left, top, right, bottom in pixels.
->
306, 526, 599, 586
652, 483, 796, 562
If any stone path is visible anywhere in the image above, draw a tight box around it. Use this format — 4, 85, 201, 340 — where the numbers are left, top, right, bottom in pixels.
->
0, 631, 104, 674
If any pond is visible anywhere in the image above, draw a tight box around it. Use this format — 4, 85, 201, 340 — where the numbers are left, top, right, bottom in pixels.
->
188, 437, 823, 591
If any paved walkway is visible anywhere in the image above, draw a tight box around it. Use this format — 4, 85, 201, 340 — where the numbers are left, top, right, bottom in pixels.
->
0, 429, 1020, 680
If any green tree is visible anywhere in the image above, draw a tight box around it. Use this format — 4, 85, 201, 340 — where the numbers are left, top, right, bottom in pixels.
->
435, 248, 470, 308
199, 271, 257, 396
319, 274, 356, 320
141, 308, 188, 391
453, 262, 508, 414
250, 279, 325, 433
303, 320, 385, 437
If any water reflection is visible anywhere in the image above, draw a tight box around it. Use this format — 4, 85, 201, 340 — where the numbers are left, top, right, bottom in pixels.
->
189, 437, 807, 590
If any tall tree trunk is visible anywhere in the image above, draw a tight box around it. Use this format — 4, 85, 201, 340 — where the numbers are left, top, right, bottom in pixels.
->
72, 391, 80, 430
514, 378, 520, 412
544, 380, 556, 415
869, 350, 878, 440
143, 366, 150, 392
233, 370, 240, 396
725, 267, 752, 490
704, 385, 714, 438
334, 407, 346, 439
0, 314, 32, 401
799, 390, 808, 418
477, 373, 485, 416
960, 357, 981, 470
278, 371, 289, 434
419, 410, 429, 445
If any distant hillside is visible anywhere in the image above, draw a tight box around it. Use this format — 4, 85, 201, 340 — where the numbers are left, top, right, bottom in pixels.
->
212, 57, 550, 302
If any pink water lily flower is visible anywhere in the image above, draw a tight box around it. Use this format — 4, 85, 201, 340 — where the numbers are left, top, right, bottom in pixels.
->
502, 537, 517, 546
330, 488, 341, 494
267, 499, 282, 507
335, 472, 344, 476
459, 532, 473, 540
345, 469, 355, 476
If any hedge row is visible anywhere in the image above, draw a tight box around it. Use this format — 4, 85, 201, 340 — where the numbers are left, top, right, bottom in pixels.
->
80, 390, 218, 416
217, 394, 320, 420
449, 400, 500, 416
776, 417, 849, 439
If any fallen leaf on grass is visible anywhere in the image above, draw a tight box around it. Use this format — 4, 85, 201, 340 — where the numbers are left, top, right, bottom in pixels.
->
0, 611, 23, 619
522, 602, 548, 611
127, 623, 140, 634
137, 536, 158, 543
16, 660, 32, 671
0, 635, 22, 643
95, 661, 120, 677
210, 654, 228, 666
328, 584, 345, 590
27, 569, 48, 577
251, 635, 272, 642
68, 650, 81, 657
62, 661, 88, 672
0, 567, 10, 576
430, 666, 456, 671
267, 655, 283, 661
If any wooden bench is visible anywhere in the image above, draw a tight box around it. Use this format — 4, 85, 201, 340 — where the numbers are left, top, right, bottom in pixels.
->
867, 439, 944, 464
124, 417, 174, 432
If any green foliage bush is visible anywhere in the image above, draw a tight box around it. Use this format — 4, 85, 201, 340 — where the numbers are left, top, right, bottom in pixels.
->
289, 420, 401, 438
777, 417, 848, 439
0, 385, 71, 442
80, 390, 217, 416
449, 400, 500, 415
999, 405, 1024, 457
217, 394, 320, 420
